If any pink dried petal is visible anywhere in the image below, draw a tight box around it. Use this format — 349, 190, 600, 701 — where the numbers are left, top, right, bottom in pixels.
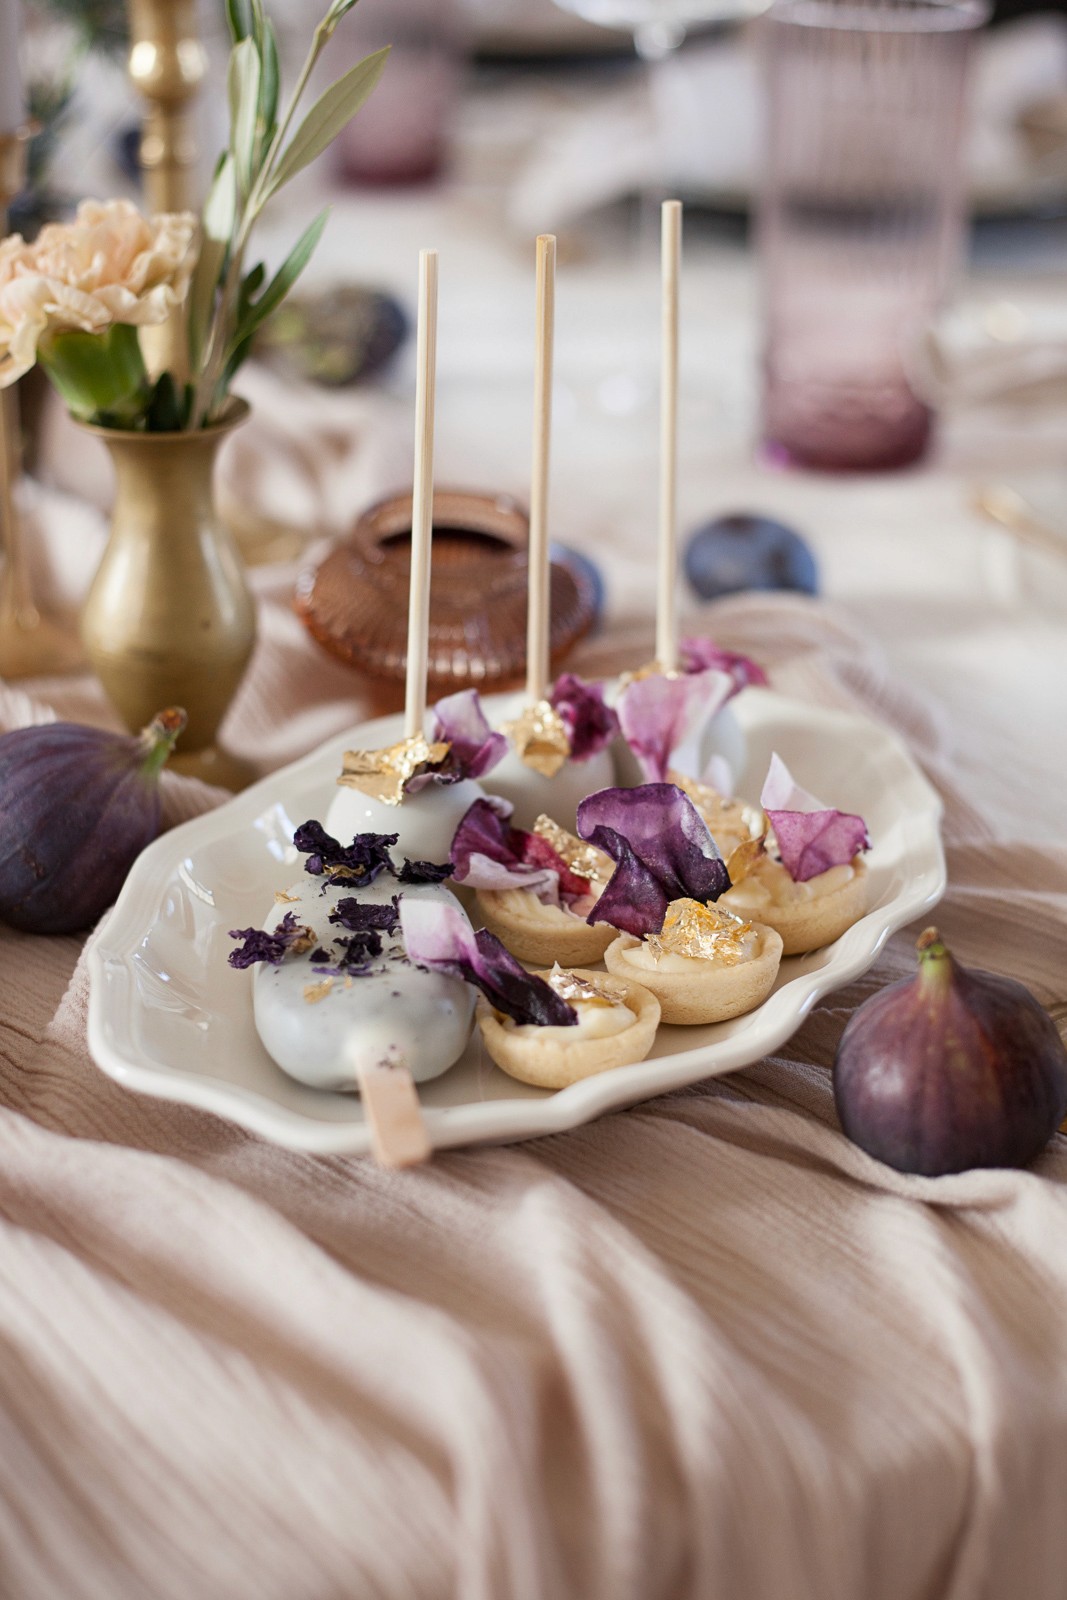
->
760, 752, 870, 882
617, 668, 734, 783
400, 897, 576, 1027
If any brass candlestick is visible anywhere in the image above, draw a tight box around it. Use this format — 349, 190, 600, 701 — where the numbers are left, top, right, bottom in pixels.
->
0, 127, 84, 680
127, 0, 206, 377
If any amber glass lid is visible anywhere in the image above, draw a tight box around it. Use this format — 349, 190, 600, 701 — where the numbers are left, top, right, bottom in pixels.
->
295, 489, 597, 710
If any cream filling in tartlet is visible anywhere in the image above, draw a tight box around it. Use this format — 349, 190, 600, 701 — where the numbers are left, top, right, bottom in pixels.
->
477, 965, 661, 1089
504, 997, 637, 1041
722, 857, 854, 912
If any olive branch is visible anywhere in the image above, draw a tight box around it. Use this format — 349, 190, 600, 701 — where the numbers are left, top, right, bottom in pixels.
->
185, 0, 387, 430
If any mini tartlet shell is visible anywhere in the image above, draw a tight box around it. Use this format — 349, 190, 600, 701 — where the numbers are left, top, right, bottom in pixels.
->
476, 969, 660, 1089
604, 924, 783, 1026
476, 889, 615, 968
723, 858, 869, 956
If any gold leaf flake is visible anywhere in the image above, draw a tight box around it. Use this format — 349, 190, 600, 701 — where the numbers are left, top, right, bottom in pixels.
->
645, 899, 754, 964
501, 700, 571, 777
274, 889, 300, 904
533, 814, 612, 885
617, 660, 682, 690
303, 977, 334, 1004
546, 964, 628, 1008
337, 734, 451, 805
725, 834, 768, 886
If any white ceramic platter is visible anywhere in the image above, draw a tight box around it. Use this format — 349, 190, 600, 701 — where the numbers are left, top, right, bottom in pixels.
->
86, 690, 945, 1155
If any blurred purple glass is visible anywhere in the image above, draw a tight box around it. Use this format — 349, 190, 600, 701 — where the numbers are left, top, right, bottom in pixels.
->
758, 0, 988, 473
330, 0, 466, 187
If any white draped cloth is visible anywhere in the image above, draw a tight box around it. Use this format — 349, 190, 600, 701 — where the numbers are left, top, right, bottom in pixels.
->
2, 451, 1066, 1596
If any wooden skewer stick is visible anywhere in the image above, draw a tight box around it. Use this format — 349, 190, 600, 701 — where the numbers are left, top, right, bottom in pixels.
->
357, 1059, 432, 1169
404, 248, 439, 741
526, 233, 556, 704
656, 200, 682, 674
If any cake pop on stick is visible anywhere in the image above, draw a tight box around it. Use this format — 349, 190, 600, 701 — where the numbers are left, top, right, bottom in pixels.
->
656, 198, 681, 677
325, 251, 501, 865
528, 232, 553, 708
485, 235, 617, 829
404, 246, 436, 743
615, 202, 763, 807
230, 828, 476, 1168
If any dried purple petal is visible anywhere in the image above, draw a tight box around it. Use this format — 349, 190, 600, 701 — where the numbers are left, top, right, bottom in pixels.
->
329, 895, 401, 935
397, 858, 452, 885
760, 752, 870, 883
293, 820, 397, 885
334, 929, 384, 968
450, 798, 589, 904
617, 668, 734, 783
399, 897, 577, 1027
549, 673, 619, 763
679, 637, 769, 693
428, 689, 508, 783
228, 910, 314, 969
577, 784, 731, 938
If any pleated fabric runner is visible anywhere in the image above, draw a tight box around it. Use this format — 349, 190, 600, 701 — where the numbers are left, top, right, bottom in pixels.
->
2, 565, 1066, 1600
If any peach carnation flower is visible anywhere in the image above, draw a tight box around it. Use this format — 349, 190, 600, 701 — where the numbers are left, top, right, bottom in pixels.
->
0, 200, 197, 386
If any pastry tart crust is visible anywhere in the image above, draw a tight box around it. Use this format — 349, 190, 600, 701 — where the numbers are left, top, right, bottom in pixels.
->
476, 889, 615, 968
477, 969, 660, 1089
724, 858, 868, 956
604, 923, 783, 1026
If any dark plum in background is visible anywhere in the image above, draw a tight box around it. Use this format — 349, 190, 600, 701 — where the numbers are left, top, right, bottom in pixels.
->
685, 514, 818, 602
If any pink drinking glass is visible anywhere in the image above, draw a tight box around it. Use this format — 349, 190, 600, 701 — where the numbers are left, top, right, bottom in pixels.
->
758, 0, 988, 473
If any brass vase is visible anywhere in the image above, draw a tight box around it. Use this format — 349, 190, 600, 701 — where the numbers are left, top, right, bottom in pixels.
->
80, 399, 257, 791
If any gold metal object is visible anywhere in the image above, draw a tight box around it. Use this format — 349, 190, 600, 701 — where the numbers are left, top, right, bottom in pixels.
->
127, 0, 206, 376
972, 483, 1067, 564
79, 399, 257, 790
337, 734, 451, 806
0, 126, 85, 680
645, 899, 754, 964
532, 814, 612, 884
546, 964, 627, 1008
502, 699, 571, 777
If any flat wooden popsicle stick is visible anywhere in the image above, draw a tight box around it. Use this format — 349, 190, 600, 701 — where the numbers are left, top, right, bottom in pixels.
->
404, 248, 439, 740
526, 233, 556, 704
655, 200, 682, 674
357, 1059, 432, 1169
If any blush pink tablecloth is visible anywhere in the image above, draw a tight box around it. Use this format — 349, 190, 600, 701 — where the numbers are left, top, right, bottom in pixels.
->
2, 538, 1067, 1599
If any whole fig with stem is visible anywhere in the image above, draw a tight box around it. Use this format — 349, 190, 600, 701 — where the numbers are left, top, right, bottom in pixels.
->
834, 927, 1067, 1176
0, 708, 186, 935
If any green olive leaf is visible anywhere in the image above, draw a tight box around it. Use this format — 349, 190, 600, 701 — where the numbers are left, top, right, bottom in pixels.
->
226, 0, 254, 43
229, 209, 329, 354
322, 0, 364, 32
202, 151, 237, 243
264, 48, 388, 198
257, 19, 280, 149
228, 36, 262, 198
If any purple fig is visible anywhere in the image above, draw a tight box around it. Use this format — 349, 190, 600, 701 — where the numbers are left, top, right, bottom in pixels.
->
834, 928, 1067, 1176
0, 708, 186, 936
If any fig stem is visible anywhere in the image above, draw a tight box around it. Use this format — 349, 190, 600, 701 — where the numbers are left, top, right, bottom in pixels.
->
138, 707, 187, 780
916, 925, 954, 989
